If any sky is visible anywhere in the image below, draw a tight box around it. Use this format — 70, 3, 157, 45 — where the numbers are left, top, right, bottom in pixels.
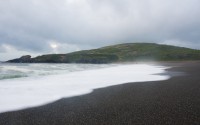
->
0, 0, 200, 61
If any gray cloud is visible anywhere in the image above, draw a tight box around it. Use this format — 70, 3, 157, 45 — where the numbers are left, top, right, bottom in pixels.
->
0, 0, 200, 60
0, 45, 6, 53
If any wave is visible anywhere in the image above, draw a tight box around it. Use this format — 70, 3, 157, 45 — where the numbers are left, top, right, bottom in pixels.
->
0, 63, 111, 80
0, 64, 170, 113
0, 74, 28, 80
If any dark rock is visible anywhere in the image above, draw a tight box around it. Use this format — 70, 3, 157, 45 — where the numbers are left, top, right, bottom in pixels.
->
7, 55, 32, 63
20, 55, 31, 61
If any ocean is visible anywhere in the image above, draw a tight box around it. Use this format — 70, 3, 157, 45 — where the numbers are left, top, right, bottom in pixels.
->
0, 63, 169, 113
0, 63, 111, 80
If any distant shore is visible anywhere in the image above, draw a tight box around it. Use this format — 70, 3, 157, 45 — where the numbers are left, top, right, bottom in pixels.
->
0, 61, 200, 125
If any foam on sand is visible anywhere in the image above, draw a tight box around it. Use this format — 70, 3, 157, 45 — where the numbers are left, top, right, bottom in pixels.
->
0, 64, 170, 113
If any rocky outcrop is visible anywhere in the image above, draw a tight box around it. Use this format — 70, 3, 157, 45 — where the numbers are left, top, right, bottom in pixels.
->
7, 55, 32, 63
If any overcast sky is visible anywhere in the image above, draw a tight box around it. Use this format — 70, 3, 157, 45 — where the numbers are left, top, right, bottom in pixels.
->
0, 0, 200, 61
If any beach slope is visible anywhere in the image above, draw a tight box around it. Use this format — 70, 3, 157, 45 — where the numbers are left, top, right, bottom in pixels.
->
0, 61, 200, 125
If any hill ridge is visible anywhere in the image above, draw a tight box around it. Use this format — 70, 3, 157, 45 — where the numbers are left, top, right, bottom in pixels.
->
7, 43, 200, 63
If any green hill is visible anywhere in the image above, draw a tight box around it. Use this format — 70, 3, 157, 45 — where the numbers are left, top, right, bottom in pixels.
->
7, 43, 200, 63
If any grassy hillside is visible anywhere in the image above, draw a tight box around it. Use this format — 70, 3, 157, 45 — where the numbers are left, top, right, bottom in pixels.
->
7, 43, 200, 63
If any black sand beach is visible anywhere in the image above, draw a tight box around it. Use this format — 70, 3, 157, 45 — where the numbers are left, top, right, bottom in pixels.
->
0, 61, 200, 125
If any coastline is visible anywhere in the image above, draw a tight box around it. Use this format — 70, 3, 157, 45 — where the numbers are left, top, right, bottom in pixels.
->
0, 61, 200, 125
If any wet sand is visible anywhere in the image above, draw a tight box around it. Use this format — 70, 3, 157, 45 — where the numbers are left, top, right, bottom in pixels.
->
0, 61, 200, 125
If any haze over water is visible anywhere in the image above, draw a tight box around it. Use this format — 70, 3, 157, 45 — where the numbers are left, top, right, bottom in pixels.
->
0, 63, 169, 113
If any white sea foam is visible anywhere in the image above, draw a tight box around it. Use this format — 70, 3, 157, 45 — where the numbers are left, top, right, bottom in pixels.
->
0, 63, 110, 80
0, 64, 169, 113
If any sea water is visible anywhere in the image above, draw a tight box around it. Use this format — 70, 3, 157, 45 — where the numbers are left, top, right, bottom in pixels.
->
0, 63, 170, 113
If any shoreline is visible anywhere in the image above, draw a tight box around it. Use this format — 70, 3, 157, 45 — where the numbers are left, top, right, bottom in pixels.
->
0, 61, 200, 125
0, 63, 169, 114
